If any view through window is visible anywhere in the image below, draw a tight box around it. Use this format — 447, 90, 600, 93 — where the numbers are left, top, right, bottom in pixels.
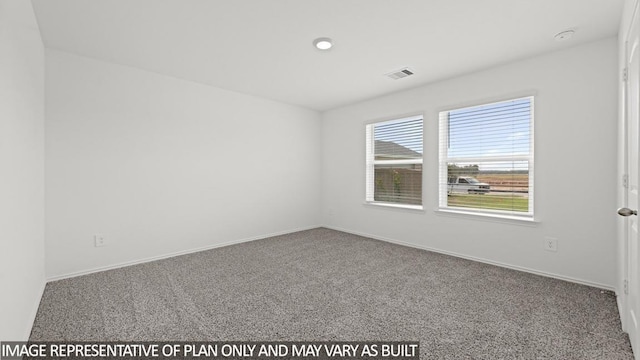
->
366, 115, 423, 207
439, 97, 534, 217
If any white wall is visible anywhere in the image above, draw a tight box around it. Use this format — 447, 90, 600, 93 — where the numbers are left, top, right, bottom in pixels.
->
0, 0, 45, 340
321, 38, 619, 289
45, 50, 321, 278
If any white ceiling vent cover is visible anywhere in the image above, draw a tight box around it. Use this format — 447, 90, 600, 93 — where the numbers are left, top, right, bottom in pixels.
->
386, 67, 415, 80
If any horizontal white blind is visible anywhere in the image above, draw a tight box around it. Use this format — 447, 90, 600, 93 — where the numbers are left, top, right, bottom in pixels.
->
366, 116, 423, 206
439, 97, 533, 216
374, 118, 423, 160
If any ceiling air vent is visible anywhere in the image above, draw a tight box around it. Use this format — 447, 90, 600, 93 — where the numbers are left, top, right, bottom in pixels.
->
386, 67, 415, 80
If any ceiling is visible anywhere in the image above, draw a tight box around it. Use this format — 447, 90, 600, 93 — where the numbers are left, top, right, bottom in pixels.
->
31, 0, 624, 112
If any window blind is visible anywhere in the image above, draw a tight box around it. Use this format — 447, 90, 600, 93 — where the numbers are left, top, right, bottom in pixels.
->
439, 97, 534, 216
366, 116, 423, 207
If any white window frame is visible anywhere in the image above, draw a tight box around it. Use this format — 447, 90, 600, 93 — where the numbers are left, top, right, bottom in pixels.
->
438, 96, 535, 220
366, 114, 424, 210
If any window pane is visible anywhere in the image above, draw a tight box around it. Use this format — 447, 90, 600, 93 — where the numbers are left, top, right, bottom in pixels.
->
445, 161, 529, 213
439, 96, 533, 217
367, 115, 423, 207
374, 118, 423, 160
448, 98, 530, 159
374, 164, 422, 205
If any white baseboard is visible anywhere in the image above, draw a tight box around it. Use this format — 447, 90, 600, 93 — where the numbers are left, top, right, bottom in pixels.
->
323, 225, 616, 292
46, 225, 321, 282
46, 223, 617, 292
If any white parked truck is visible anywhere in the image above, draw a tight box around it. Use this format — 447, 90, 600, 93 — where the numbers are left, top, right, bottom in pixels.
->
447, 176, 490, 194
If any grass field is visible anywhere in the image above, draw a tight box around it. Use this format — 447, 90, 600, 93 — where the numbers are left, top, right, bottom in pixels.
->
448, 194, 529, 212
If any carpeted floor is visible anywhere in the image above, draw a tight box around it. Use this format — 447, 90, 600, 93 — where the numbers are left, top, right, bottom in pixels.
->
30, 228, 633, 359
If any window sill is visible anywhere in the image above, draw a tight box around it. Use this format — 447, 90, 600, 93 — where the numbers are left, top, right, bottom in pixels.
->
364, 202, 424, 212
435, 208, 539, 226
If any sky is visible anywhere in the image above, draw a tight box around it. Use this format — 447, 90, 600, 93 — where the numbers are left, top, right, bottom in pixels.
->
373, 117, 423, 156
447, 97, 531, 172
448, 97, 531, 159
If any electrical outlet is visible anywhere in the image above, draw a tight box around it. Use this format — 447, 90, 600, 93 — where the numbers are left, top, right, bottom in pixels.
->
94, 234, 106, 247
544, 237, 557, 252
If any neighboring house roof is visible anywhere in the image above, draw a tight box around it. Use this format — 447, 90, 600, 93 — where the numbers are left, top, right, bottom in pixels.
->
375, 140, 421, 159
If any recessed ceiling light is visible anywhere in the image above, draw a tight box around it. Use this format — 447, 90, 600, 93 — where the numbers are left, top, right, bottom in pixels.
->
313, 37, 333, 50
554, 29, 575, 41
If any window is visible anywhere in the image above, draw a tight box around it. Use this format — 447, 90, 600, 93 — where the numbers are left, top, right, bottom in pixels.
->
366, 115, 423, 208
439, 96, 534, 218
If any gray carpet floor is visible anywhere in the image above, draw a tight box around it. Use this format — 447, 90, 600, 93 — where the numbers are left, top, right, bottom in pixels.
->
30, 228, 633, 359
